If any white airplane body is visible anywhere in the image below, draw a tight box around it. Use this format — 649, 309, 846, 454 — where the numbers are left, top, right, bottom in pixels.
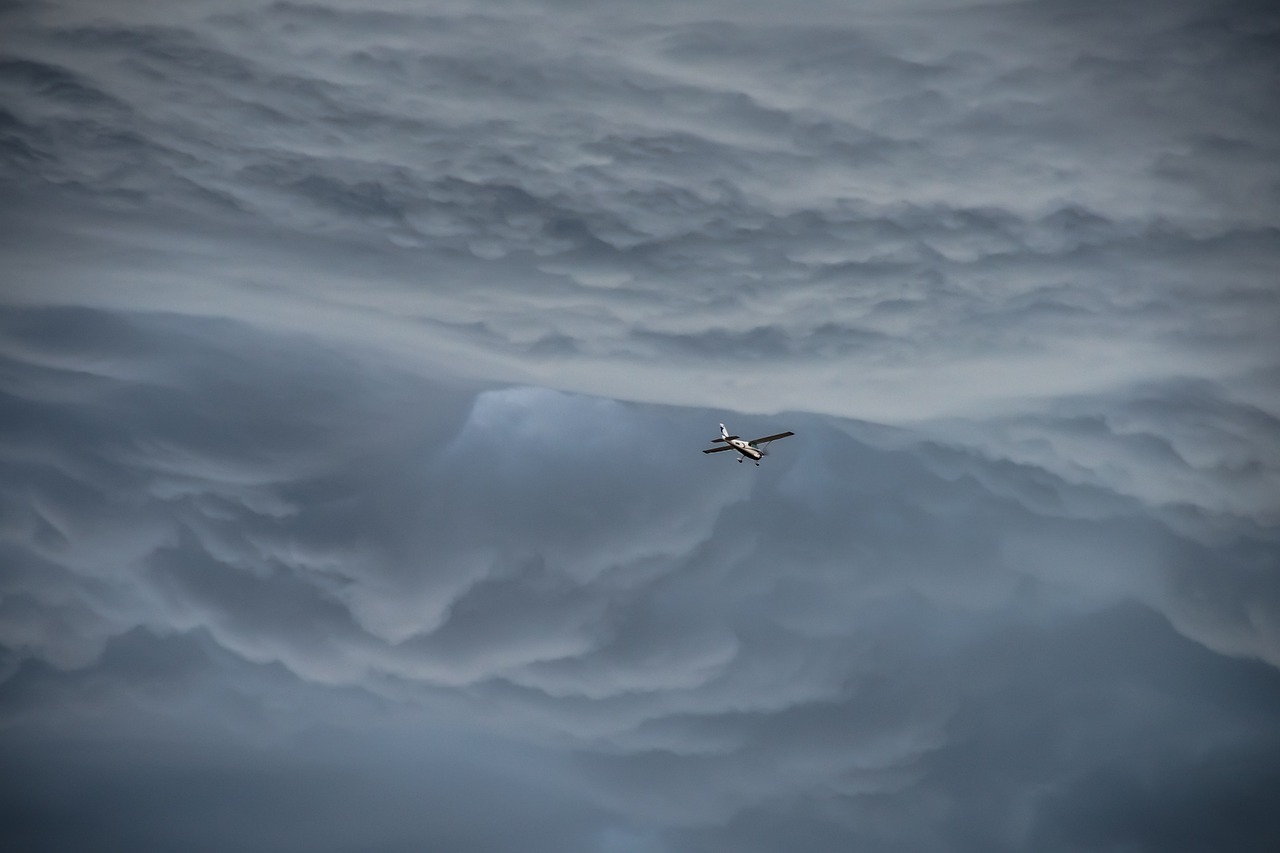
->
702, 423, 794, 465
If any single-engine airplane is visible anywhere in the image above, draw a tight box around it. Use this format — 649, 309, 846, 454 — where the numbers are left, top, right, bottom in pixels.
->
702, 423, 794, 465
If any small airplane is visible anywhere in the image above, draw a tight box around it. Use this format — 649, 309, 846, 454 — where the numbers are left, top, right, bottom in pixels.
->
702, 423, 794, 465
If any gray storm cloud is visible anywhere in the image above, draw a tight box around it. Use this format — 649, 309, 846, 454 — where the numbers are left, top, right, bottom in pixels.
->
4, 0, 1275, 426
2, 1, 1279, 851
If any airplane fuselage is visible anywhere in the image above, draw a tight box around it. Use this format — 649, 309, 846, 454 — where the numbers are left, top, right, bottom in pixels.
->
727, 439, 763, 461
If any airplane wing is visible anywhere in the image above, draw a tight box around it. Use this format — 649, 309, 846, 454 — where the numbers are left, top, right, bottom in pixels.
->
702, 446, 735, 454
748, 431, 794, 445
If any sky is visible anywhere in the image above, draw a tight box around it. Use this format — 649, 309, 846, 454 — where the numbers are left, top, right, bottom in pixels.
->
1, 0, 1279, 850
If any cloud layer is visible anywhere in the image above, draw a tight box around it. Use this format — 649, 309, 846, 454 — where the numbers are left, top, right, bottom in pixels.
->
2, 1, 1278, 851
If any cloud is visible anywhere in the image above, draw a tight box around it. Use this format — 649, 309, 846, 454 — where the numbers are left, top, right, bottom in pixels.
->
3, 304, 1277, 852
6, 2, 1276, 403
2, 0, 1279, 850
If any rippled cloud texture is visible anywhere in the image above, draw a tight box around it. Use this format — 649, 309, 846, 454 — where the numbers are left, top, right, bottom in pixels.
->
3, 0, 1279, 850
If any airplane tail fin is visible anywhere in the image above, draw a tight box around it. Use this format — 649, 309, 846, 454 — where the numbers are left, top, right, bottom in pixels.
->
720, 423, 729, 439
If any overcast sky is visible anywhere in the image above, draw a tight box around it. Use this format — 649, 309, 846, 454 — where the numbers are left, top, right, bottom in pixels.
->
2, 0, 1279, 851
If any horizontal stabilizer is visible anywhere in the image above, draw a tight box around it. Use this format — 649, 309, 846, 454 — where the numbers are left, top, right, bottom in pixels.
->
711, 436, 740, 443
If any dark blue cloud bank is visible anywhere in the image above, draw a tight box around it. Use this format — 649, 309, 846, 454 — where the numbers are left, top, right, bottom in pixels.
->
2, 1, 1279, 851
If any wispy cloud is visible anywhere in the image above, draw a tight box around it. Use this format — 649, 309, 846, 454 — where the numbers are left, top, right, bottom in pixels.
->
3, 1, 1278, 850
